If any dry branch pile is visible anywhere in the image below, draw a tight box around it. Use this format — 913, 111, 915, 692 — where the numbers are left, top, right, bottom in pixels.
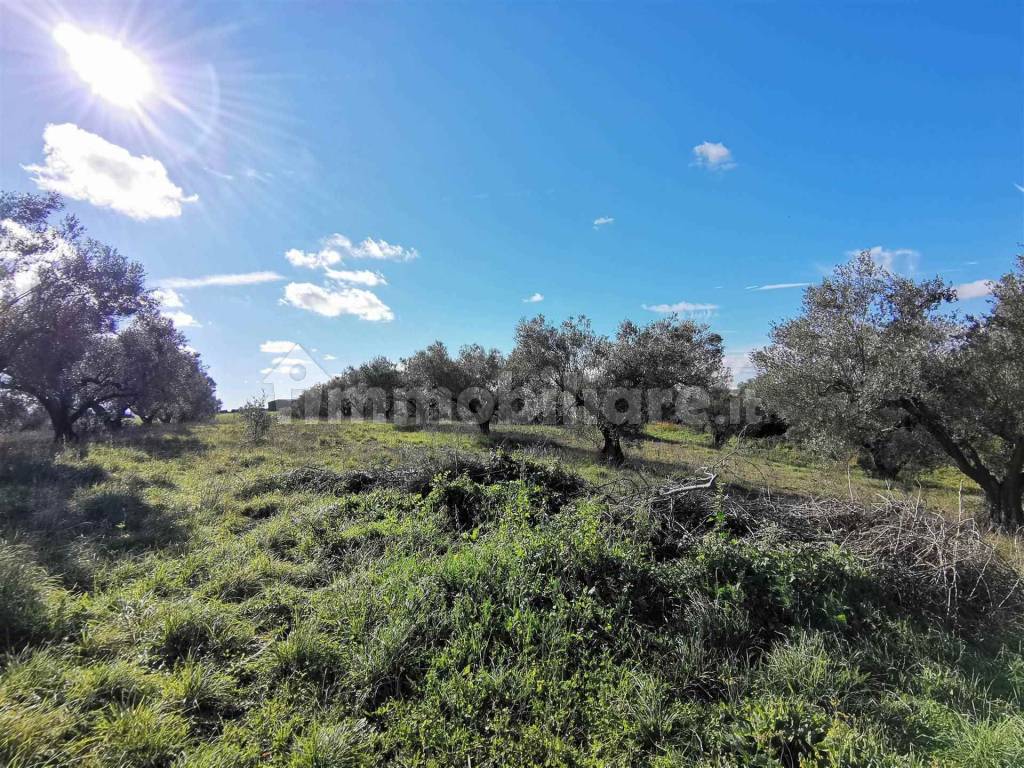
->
609, 477, 1024, 634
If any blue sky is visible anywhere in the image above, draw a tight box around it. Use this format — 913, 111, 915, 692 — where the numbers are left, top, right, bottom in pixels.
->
2, 1, 1021, 407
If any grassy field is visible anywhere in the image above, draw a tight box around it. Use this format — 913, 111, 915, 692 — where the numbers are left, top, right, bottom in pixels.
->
1, 416, 1022, 766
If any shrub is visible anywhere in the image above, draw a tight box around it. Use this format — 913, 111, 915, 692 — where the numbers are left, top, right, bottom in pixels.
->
239, 395, 273, 445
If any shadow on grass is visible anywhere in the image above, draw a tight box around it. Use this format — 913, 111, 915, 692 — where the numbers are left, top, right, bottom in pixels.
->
0, 449, 107, 488
0, 438, 187, 587
120, 426, 209, 460
484, 427, 699, 476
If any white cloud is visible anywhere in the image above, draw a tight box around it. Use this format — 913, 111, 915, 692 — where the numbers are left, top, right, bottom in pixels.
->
850, 246, 920, 275
23, 123, 197, 220
1015, 183, 1024, 193
642, 301, 719, 315
324, 234, 418, 261
281, 234, 412, 321
523, 292, 544, 303
285, 247, 343, 269
692, 141, 735, 171
162, 310, 200, 328
593, 216, 614, 228
955, 279, 995, 300
746, 283, 810, 291
152, 288, 199, 327
282, 282, 394, 322
158, 271, 284, 289
323, 354, 337, 361
260, 340, 296, 354
152, 288, 183, 308
324, 267, 388, 286
285, 236, 411, 282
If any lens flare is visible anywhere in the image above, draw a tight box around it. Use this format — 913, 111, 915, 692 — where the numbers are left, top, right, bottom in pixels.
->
53, 22, 153, 108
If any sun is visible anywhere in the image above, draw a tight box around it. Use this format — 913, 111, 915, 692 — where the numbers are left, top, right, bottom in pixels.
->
53, 23, 154, 108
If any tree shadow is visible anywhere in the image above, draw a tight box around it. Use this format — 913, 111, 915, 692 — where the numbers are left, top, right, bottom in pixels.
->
119, 426, 209, 460
0, 438, 186, 588
0, 449, 107, 488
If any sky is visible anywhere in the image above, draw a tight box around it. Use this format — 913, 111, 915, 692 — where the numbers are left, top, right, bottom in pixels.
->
1, 0, 1021, 408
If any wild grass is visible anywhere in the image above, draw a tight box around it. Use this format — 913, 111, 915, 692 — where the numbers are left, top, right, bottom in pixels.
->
0, 417, 1020, 766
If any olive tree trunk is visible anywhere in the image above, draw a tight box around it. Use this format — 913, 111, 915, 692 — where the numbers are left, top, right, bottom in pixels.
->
600, 427, 625, 465
983, 475, 1024, 530
45, 401, 77, 443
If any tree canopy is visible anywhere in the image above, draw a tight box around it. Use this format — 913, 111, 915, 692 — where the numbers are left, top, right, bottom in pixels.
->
753, 252, 1024, 527
510, 314, 725, 462
0, 191, 218, 439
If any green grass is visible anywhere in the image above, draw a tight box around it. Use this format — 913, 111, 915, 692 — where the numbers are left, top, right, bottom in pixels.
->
0, 417, 1020, 766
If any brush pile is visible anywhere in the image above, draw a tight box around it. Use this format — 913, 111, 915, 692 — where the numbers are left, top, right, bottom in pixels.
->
609, 476, 1023, 634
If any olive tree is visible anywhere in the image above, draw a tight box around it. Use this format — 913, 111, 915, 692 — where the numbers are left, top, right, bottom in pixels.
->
402, 341, 505, 432
752, 252, 1024, 528
454, 343, 505, 433
0, 391, 45, 432
296, 356, 403, 421
1, 191, 84, 375
508, 315, 598, 426
511, 314, 724, 463
171, 364, 220, 423
702, 382, 789, 450
0, 230, 148, 440
117, 312, 219, 424
594, 316, 726, 462
402, 341, 464, 422
1, 191, 217, 440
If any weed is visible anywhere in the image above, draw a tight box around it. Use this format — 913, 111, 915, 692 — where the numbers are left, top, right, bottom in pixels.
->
0, 419, 1021, 766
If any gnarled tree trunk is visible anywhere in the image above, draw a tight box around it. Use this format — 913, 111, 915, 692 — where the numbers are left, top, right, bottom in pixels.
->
983, 475, 1024, 530
899, 397, 1024, 530
600, 426, 625, 465
858, 438, 905, 480
44, 401, 76, 443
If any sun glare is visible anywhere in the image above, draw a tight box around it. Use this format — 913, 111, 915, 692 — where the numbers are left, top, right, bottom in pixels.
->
53, 23, 154, 108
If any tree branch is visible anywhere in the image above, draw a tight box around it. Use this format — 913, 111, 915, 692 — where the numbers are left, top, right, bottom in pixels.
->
897, 396, 995, 489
